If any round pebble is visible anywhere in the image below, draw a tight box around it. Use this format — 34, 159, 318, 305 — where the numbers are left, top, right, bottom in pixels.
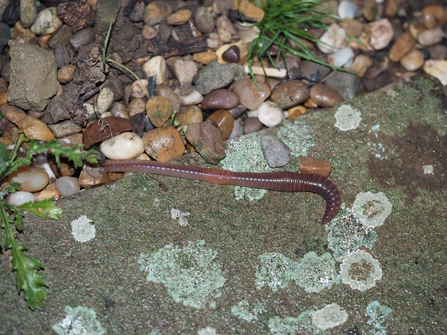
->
145, 96, 173, 127
142, 56, 168, 85
243, 116, 263, 134
418, 28, 444, 47
270, 80, 309, 109
328, 46, 354, 68
100, 132, 145, 160
173, 59, 198, 84
389, 32, 416, 62
317, 23, 347, 53
167, 9, 192, 26
222, 45, 240, 63
8, 165, 49, 192
310, 84, 344, 108
365, 19, 394, 50
96, 87, 114, 114
232, 78, 271, 110
400, 49, 424, 71
180, 89, 203, 106
201, 89, 240, 110
131, 79, 149, 98
174, 105, 203, 126
6, 191, 36, 206
155, 85, 181, 114
206, 109, 234, 140
31, 7, 62, 35
57, 65, 76, 84
195, 6, 215, 34
55, 176, 80, 197
338, 1, 358, 19
143, 126, 185, 162
261, 135, 290, 168
257, 102, 285, 127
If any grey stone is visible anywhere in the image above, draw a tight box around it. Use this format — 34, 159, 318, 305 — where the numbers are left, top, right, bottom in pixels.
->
324, 71, 361, 100
48, 120, 82, 138
261, 135, 290, 167
194, 62, 235, 95
0, 23, 10, 49
42, 96, 71, 124
95, 0, 120, 33
20, 0, 37, 28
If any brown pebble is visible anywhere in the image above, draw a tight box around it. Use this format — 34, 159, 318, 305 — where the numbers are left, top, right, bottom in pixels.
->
82, 116, 132, 149
232, 78, 271, 110
310, 84, 344, 108
300, 156, 332, 177
270, 80, 309, 109
143, 126, 185, 162
155, 85, 181, 114
174, 105, 203, 126
287, 106, 307, 119
79, 164, 111, 189
193, 50, 218, 65
222, 45, 240, 63
400, 49, 424, 71
201, 88, 240, 110
185, 120, 226, 164
206, 109, 234, 140
389, 32, 416, 62
145, 96, 173, 127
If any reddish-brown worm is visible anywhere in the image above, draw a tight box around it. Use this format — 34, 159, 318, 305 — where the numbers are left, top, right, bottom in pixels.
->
104, 160, 341, 224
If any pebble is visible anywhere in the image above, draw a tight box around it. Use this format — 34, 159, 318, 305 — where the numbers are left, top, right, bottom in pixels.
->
233, 0, 265, 22
216, 15, 238, 43
350, 54, 373, 77
270, 80, 309, 109
362, 0, 378, 21
179, 89, 203, 106
365, 19, 394, 50
288, 106, 307, 118
317, 23, 347, 53
57, 64, 76, 84
142, 56, 168, 85
310, 84, 344, 107
6, 191, 36, 206
237, 23, 260, 43
78, 164, 111, 189
338, 1, 358, 19
201, 89, 240, 110
222, 45, 240, 63
257, 102, 285, 127
174, 105, 203, 126
400, 50, 425, 71
206, 109, 234, 140
55, 176, 80, 197
155, 85, 181, 114
48, 120, 82, 138
131, 79, 149, 98
144, 1, 172, 26
100, 132, 145, 160
261, 135, 290, 168
185, 120, 226, 164
243, 116, 263, 134
42, 96, 71, 124
70, 27, 95, 49
229, 104, 246, 119
195, 6, 215, 34
31, 7, 62, 35
338, 18, 363, 37
422, 5, 445, 29
299, 156, 332, 178
423, 60, 447, 85
142, 24, 158, 40
96, 87, 114, 114
232, 78, 271, 110
143, 126, 185, 162
145, 96, 173, 127
8, 166, 49, 192
194, 62, 235, 95
193, 50, 218, 65
128, 98, 146, 117
82, 116, 133, 149
174, 59, 198, 84
417, 28, 444, 47
167, 9, 192, 26
328, 46, 354, 68
389, 32, 416, 62
229, 120, 243, 139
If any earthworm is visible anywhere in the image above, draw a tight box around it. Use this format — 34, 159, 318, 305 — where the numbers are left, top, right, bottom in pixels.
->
104, 160, 341, 224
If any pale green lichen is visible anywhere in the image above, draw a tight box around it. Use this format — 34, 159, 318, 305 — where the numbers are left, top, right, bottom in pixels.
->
255, 253, 298, 292
366, 300, 392, 335
231, 299, 266, 322
198, 326, 219, 335
326, 210, 377, 261
70, 215, 95, 243
268, 311, 324, 335
334, 105, 362, 131
52, 306, 105, 335
352, 192, 392, 228
312, 303, 348, 330
340, 250, 382, 291
138, 240, 226, 309
276, 120, 315, 157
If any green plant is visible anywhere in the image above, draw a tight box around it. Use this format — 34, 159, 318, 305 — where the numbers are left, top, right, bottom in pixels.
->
241, 0, 345, 81
0, 133, 98, 310
102, 20, 149, 97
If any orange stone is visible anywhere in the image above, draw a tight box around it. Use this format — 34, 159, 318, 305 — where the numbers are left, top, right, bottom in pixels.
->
389, 32, 416, 62
300, 156, 332, 178
143, 126, 185, 162
206, 109, 234, 140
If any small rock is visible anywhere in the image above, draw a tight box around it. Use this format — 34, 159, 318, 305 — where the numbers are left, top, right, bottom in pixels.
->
8, 166, 49, 192
145, 96, 173, 128
233, 0, 264, 22
179, 89, 204, 106
193, 50, 218, 65
57, 64, 76, 84
328, 46, 354, 68
423, 60, 447, 85
110, 102, 130, 119
142, 56, 168, 85
43, 96, 71, 124
194, 62, 235, 95
317, 23, 347, 53
48, 120, 82, 138
142, 24, 158, 40
257, 102, 285, 127
216, 15, 238, 43
6, 191, 35, 206
185, 120, 226, 164
300, 156, 332, 178
232, 78, 271, 110
243, 117, 263, 134
58, 133, 83, 146
96, 87, 114, 114
82, 116, 133, 149
100, 132, 145, 160
350, 54, 373, 77
69, 27, 95, 49
201, 89, 240, 110
216, 40, 248, 65
400, 50, 425, 71
131, 79, 148, 99
422, 5, 445, 29
338, 18, 363, 37
206, 109, 234, 140
228, 104, 246, 118
55, 176, 80, 197
144, 1, 172, 26
310, 84, 344, 108
362, 0, 377, 21
389, 32, 416, 62
143, 126, 185, 162
167, 9, 192, 25
155, 85, 181, 114
31, 7, 62, 35
174, 59, 198, 84
287, 106, 307, 118
128, 98, 146, 117
418, 28, 444, 47
229, 120, 243, 139
78, 164, 111, 189
174, 105, 203, 126
195, 6, 215, 34
222, 45, 240, 63
365, 19, 394, 50
270, 80, 309, 109
428, 44, 447, 61
261, 135, 290, 168
338, 1, 358, 19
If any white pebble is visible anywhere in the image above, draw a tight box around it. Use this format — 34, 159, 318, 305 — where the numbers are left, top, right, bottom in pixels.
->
180, 89, 203, 106
328, 46, 354, 68
100, 132, 145, 160
317, 23, 347, 53
366, 19, 394, 50
228, 120, 243, 139
142, 56, 168, 85
338, 1, 358, 19
6, 191, 36, 206
423, 60, 447, 86
31, 7, 62, 35
55, 176, 80, 197
257, 102, 285, 127
96, 87, 114, 114
8, 166, 49, 192
131, 79, 149, 98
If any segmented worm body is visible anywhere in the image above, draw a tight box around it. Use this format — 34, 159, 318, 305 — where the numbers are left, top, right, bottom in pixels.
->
104, 160, 341, 224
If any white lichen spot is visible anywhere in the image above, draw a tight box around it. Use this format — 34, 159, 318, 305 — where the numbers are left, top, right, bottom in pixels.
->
231, 299, 266, 322
340, 249, 382, 291
198, 326, 218, 335
52, 306, 105, 335
312, 303, 348, 330
334, 105, 361, 131
171, 208, 190, 226
423, 164, 434, 175
352, 192, 392, 227
70, 215, 95, 243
